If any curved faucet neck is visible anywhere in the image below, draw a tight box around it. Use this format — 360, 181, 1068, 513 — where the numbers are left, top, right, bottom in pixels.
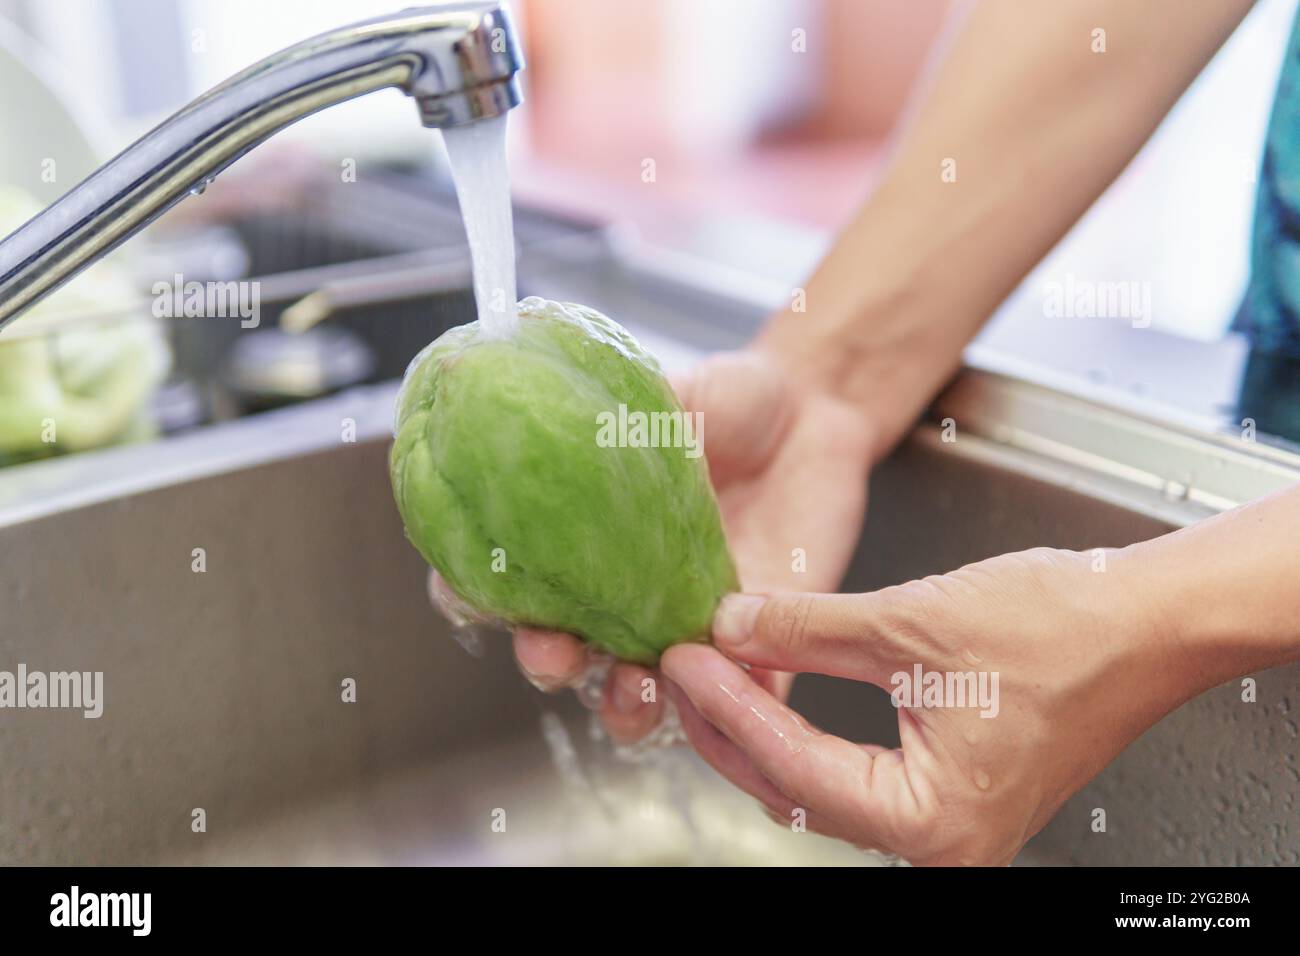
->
0, 2, 523, 332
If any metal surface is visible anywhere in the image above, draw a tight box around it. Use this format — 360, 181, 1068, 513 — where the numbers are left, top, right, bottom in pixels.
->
832, 428, 1300, 866
0, 2, 523, 331
221, 327, 377, 409
2, 239, 1299, 864
0, 388, 871, 866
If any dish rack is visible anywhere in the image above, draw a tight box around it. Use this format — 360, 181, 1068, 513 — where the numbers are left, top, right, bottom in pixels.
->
0, 168, 608, 462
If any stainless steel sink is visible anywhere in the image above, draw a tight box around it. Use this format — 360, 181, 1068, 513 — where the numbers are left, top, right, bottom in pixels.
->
0, 377, 875, 866
2, 241, 1298, 866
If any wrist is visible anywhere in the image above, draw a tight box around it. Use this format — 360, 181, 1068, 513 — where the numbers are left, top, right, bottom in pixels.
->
754, 298, 953, 464
1134, 517, 1300, 674
1099, 544, 1216, 697
1109, 530, 1298, 694
1049, 546, 1215, 732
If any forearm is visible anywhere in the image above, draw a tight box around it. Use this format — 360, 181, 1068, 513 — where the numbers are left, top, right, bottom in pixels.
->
1118, 483, 1300, 689
759, 0, 1255, 459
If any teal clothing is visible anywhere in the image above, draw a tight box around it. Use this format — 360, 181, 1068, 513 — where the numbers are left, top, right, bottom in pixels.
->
1237, 11, 1300, 440
1242, 10, 1300, 354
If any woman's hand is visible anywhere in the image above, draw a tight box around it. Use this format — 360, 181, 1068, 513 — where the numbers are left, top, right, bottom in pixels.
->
661, 546, 1211, 865
509, 347, 875, 742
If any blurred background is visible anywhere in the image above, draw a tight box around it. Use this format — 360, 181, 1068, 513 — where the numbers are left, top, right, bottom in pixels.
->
0, 0, 1298, 458
0, 0, 1290, 255
0, 0, 938, 221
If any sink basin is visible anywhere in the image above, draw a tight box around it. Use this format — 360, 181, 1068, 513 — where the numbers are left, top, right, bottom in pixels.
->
2, 239, 1298, 866
0, 381, 877, 866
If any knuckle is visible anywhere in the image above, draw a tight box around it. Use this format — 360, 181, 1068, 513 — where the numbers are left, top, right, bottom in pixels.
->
759, 594, 817, 656
872, 578, 953, 655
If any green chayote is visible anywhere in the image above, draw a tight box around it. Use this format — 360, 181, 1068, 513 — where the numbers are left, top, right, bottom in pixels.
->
0, 185, 170, 461
390, 297, 737, 664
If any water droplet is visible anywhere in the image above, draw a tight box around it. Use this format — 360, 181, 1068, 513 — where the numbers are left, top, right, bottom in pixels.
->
449, 625, 486, 658
572, 655, 613, 710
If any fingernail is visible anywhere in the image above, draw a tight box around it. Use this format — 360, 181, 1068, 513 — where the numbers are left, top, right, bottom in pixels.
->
713, 594, 764, 647
514, 649, 563, 693
520, 669, 563, 693
609, 669, 645, 714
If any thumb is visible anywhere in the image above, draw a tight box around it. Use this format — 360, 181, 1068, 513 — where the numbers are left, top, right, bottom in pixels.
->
711, 590, 910, 685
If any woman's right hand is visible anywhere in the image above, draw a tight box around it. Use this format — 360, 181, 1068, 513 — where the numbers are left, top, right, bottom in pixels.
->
508, 347, 876, 742
661, 547, 1185, 865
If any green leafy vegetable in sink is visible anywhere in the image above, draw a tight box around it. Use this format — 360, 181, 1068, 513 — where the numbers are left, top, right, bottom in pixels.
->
389, 297, 737, 664
0, 186, 171, 463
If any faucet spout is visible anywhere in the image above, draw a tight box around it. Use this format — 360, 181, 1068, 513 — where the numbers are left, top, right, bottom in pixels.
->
0, 2, 523, 332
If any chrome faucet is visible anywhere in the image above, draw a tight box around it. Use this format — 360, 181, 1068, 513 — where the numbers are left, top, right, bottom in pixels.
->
0, 2, 523, 332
